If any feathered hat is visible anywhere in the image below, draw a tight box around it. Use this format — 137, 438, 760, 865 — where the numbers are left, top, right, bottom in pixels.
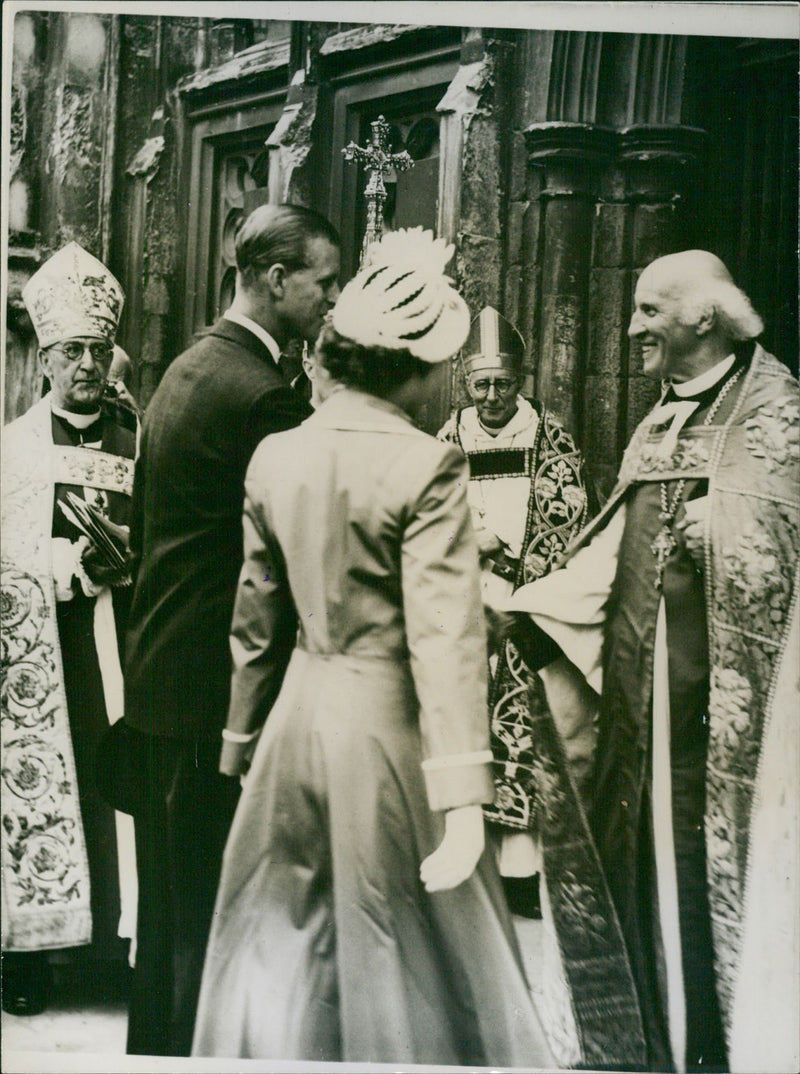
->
22, 242, 124, 348
331, 227, 469, 364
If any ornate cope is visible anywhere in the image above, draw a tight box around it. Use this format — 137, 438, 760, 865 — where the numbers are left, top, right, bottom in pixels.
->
1, 396, 133, 950
445, 401, 591, 831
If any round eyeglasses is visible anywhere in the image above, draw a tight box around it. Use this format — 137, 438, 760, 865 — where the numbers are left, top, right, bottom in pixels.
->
48, 341, 114, 364
468, 376, 518, 397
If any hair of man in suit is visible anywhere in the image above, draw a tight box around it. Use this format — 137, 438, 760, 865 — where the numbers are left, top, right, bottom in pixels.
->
231, 203, 341, 348
236, 203, 341, 289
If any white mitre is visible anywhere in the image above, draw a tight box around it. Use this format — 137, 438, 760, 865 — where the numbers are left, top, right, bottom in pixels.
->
22, 241, 124, 348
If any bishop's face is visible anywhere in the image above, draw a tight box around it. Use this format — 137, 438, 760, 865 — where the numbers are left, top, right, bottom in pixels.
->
466, 366, 520, 430
40, 335, 114, 413
628, 265, 703, 383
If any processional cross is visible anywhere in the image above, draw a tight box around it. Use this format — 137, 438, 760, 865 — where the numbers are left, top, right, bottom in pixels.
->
343, 116, 414, 268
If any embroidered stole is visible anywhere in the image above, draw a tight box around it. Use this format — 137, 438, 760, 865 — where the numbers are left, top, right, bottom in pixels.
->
591, 348, 799, 1054
451, 407, 648, 1065
1, 397, 134, 950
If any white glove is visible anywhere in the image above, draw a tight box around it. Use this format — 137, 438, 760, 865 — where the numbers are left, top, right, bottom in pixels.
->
51, 537, 86, 601
420, 804, 485, 892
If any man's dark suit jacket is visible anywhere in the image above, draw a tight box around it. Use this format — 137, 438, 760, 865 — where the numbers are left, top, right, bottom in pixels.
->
123, 318, 311, 740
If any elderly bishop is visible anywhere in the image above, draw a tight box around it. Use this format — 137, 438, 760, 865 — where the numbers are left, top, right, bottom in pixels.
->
1, 243, 137, 1015
506, 251, 800, 1072
438, 308, 593, 969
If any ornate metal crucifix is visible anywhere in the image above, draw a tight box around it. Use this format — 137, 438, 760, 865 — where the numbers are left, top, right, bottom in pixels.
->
343, 116, 414, 267
650, 524, 677, 590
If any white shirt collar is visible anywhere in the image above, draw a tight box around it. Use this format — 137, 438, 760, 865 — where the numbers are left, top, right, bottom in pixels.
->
50, 402, 102, 428
670, 353, 736, 398
223, 311, 281, 365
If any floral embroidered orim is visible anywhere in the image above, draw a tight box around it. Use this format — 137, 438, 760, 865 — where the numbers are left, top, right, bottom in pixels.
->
54, 446, 134, 495
636, 435, 711, 476
1, 395, 103, 949
722, 527, 782, 609
745, 397, 800, 473
480, 409, 590, 831
707, 665, 760, 774
701, 361, 800, 1038
1, 570, 89, 924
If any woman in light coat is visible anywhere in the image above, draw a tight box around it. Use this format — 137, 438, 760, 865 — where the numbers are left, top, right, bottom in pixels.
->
192, 230, 553, 1067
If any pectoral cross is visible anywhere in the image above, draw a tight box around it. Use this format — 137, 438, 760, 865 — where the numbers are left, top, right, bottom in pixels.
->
650, 525, 677, 590
342, 116, 414, 267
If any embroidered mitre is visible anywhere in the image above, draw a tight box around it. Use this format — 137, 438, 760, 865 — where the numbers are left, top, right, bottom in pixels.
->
22, 242, 124, 347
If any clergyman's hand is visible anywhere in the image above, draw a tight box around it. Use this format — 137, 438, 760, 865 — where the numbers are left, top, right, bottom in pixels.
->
80, 536, 131, 588
475, 526, 503, 561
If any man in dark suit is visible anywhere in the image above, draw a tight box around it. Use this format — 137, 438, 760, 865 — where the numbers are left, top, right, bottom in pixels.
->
120, 203, 340, 1056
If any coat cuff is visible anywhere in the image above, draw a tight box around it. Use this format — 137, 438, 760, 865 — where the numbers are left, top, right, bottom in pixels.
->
219, 732, 259, 777
221, 727, 260, 743
422, 750, 494, 811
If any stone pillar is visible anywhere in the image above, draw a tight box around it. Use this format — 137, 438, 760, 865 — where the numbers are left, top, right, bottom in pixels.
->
6, 11, 44, 422
6, 11, 120, 421
434, 32, 496, 423
524, 122, 614, 435
38, 12, 117, 254
122, 106, 167, 407
585, 190, 632, 498
619, 123, 707, 437
620, 125, 707, 269
113, 15, 202, 407
265, 70, 319, 206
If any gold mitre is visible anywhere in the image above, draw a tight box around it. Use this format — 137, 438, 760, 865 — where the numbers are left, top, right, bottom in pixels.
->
22, 242, 124, 348
462, 306, 524, 376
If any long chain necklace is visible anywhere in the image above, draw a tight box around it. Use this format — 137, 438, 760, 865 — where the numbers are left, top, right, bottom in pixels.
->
470, 403, 531, 528
650, 367, 743, 590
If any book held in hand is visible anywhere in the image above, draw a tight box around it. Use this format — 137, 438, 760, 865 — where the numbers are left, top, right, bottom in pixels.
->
57, 491, 129, 574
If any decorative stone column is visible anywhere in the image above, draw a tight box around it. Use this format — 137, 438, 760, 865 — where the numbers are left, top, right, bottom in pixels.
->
619, 124, 707, 265
124, 106, 168, 407
524, 122, 614, 434
618, 123, 707, 437
39, 12, 118, 254
265, 70, 319, 206
6, 13, 43, 423
5, 11, 121, 420
434, 33, 495, 425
